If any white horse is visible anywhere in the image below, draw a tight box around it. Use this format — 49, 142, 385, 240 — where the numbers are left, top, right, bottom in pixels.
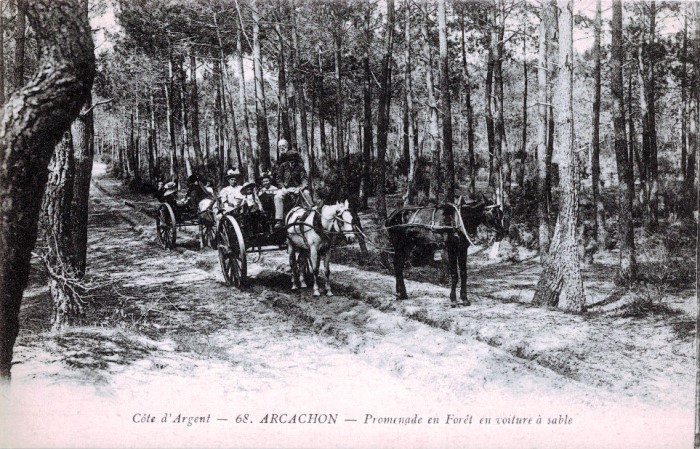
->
285, 200, 355, 296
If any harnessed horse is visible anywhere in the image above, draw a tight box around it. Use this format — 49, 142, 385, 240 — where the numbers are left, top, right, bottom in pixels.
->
285, 200, 355, 296
385, 196, 506, 307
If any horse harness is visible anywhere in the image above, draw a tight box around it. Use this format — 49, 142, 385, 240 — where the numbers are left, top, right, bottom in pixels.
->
389, 201, 483, 246
288, 208, 345, 249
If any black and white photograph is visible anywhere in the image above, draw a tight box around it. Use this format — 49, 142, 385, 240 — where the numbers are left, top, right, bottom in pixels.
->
0, 0, 697, 447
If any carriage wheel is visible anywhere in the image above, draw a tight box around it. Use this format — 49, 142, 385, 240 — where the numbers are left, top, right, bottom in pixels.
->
156, 203, 177, 250
218, 215, 247, 288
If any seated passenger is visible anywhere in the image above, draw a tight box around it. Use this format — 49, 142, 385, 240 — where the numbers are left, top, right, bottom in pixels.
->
219, 168, 242, 213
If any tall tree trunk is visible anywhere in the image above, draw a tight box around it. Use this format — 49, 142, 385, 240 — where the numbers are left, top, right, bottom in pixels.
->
177, 56, 193, 177
290, 1, 311, 180
537, 0, 552, 256
438, 0, 454, 203
0, 3, 5, 105
611, 0, 636, 283
252, 0, 271, 173
591, 0, 606, 248
40, 131, 79, 331
647, 0, 659, 227
334, 31, 344, 163
235, 29, 256, 181
681, 2, 688, 182
148, 92, 156, 181
376, 0, 395, 221
360, 4, 373, 209
460, 9, 475, 197
532, 0, 585, 312
277, 18, 293, 148
70, 96, 95, 278
0, 0, 94, 381
404, 1, 418, 205
360, 3, 373, 209
189, 47, 203, 168
491, 0, 506, 205
519, 29, 527, 190
422, 0, 440, 204
214, 57, 223, 167
485, 22, 495, 186
637, 44, 651, 220
12, 0, 26, 92
317, 48, 328, 167
165, 55, 178, 180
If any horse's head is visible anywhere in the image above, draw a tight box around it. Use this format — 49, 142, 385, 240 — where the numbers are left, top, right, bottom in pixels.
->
455, 195, 507, 243
483, 201, 508, 242
322, 200, 355, 243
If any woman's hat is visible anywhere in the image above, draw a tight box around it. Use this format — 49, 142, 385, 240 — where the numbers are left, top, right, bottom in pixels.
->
240, 181, 256, 193
225, 168, 240, 179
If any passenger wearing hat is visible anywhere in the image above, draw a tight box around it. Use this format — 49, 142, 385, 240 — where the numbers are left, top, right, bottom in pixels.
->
219, 168, 242, 213
273, 139, 313, 228
237, 181, 264, 213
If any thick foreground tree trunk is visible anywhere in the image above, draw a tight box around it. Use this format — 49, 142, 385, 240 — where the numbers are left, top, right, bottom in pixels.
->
40, 131, 80, 331
0, 0, 95, 381
532, 0, 585, 313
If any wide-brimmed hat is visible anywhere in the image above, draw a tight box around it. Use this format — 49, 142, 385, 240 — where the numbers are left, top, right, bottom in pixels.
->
162, 181, 177, 196
225, 168, 240, 179
240, 181, 256, 194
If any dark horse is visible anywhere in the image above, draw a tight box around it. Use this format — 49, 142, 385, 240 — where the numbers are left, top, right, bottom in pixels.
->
385, 196, 507, 307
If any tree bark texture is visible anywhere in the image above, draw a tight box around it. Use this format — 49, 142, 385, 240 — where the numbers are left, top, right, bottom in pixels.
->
360, 4, 373, 210
404, 2, 417, 206
591, 0, 606, 248
533, 0, 585, 312
438, 0, 454, 203
0, 0, 95, 381
40, 130, 80, 331
12, 0, 26, 92
460, 10, 475, 197
422, 0, 439, 204
252, 0, 271, 173
188, 47, 203, 168
610, 0, 636, 283
71, 96, 95, 277
376, 0, 395, 221
536, 0, 552, 256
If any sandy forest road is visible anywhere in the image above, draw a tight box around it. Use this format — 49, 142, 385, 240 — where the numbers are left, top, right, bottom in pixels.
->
3, 165, 695, 448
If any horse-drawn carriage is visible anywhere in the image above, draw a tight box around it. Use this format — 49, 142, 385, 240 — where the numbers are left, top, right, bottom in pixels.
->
217, 190, 356, 293
155, 179, 218, 250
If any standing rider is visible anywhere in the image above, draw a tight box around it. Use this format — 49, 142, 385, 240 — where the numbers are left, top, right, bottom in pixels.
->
273, 139, 313, 228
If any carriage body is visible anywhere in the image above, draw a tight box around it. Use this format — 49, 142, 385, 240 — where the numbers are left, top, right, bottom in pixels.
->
155, 189, 217, 250
216, 192, 294, 288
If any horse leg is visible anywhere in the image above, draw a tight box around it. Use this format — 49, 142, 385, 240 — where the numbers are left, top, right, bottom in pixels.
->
393, 243, 409, 300
299, 252, 308, 289
446, 243, 459, 308
324, 251, 333, 297
309, 244, 321, 297
198, 223, 205, 249
288, 244, 299, 290
458, 243, 470, 306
